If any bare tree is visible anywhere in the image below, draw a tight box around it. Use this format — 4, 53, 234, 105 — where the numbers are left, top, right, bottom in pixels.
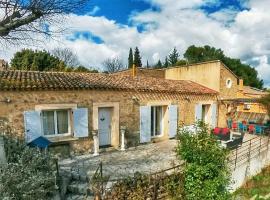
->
51, 48, 80, 67
102, 57, 125, 73
0, 0, 88, 43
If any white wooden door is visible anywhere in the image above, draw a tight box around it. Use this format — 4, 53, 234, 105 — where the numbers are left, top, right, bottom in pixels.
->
98, 108, 112, 146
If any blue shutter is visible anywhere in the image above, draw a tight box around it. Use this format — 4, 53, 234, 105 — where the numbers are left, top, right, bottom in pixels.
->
73, 108, 89, 138
168, 105, 178, 138
140, 106, 151, 143
195, 104, 202, 121
211, 103, 217, 128
24, 111, 42, 143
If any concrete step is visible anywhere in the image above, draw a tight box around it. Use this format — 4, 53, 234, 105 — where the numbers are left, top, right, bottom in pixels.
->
66, 194, 94, 200
71, 172, 89, 182
67, 181, 92, 195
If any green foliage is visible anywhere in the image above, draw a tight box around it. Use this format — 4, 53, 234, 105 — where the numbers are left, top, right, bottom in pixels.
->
134, 47, 142, 68
176, 59, 187, 66
0, 129, 56, 200
11, 49, 94, 73
74, 66, 98, 73
163, 56, 169, 68
258, 92, 270, 118
168, 47, 180, 66
183, 45, 264, 89
128, 48, 134, 68
155, 60, 162, 68
233, 166, 270, 199
11, 49, 62, 71
176, 121, 231, 200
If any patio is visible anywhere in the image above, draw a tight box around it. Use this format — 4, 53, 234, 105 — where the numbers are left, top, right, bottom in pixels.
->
59, 133, 259, 181
59, 139, 180, 181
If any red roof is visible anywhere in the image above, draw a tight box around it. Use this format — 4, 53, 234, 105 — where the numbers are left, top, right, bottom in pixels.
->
0, 70, 218, 95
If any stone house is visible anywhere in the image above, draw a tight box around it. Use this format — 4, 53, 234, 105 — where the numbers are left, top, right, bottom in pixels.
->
0, 70, 217, 154
116, 60, 239, 127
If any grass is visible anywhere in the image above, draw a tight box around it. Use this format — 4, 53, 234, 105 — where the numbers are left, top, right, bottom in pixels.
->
233, 165, 270, 199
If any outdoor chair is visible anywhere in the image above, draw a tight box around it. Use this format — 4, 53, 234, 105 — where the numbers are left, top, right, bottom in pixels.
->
213, 127, 221, 135
226, 136, 244, 150
238, 122, 247, 132
255, 125, 264, 135
232, 122, 238, 131
213, 128, 230, 141
248, 125, 255, 134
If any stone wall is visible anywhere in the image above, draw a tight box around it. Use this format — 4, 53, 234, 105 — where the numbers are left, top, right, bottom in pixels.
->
219, 63, 238, 99
165, 61, 221, 92
0, 89, 216, 155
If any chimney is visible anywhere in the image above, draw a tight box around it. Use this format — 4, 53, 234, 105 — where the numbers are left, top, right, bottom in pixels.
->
132, 64, 137, 77
239, 79, 244, 91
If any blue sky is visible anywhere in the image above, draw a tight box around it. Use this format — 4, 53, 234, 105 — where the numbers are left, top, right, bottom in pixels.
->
78, 0, 155, 24
1, 0, 270, 86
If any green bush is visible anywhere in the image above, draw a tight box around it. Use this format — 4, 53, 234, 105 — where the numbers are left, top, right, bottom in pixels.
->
0, 130, 56, 200
176, 121, 231, 200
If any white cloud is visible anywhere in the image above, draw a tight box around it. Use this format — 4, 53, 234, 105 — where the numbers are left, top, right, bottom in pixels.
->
253, 56, 270, 87
86, 6, 100, 15
1, 0, 270, 86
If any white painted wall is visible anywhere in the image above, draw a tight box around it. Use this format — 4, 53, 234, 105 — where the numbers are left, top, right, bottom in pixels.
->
230, 144, 270, 191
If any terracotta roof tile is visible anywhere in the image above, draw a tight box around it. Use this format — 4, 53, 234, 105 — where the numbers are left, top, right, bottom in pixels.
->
0, 70, 218, 95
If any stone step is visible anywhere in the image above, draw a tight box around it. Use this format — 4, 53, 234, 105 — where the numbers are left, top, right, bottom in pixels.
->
67, 181, 92, 195
66, 194, 94, 200
71, 172, 89, 182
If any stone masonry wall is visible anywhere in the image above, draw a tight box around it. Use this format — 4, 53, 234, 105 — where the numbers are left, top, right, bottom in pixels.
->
0, 89, 216, 154
218, 64, 239, 127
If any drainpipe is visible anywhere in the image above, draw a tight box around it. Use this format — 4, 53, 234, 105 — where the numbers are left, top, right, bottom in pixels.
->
92, 130, 99, 156
120, 126, 126, 151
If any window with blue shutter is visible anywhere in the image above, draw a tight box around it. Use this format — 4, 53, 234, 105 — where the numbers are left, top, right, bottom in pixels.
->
140, 106, 151, 143
168, 105, 178, 138
211, 103, 217, 128
73, 108, 89, 138
24, 111, 42, 143
195, 104, 203, 122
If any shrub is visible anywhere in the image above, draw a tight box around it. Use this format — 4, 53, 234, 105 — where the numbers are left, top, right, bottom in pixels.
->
176, 121, 231, 200
0, 124, 56, 200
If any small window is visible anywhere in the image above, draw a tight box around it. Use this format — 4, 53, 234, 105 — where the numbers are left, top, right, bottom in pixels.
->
42, 110, 70, 136
226, 78, 232, 88
151, 106, 163, 137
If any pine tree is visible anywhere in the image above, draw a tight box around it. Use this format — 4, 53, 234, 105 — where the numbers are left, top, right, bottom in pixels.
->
128, 48, 133, 68
168, 47, 179, 66
134, 47, 142, 68
155, 60, 162, 68
163, 56, 169, 68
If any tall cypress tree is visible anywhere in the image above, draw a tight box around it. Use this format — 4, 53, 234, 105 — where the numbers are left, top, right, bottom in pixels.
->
128, 48, 133, 68
168, 47, 179, 66
134, 47, 142, 68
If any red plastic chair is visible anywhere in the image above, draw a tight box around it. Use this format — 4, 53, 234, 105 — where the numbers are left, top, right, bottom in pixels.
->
249, 125, 255, 134
213, 127, 221, 135
221, 128, 230, 135
232, 122, 238, 131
